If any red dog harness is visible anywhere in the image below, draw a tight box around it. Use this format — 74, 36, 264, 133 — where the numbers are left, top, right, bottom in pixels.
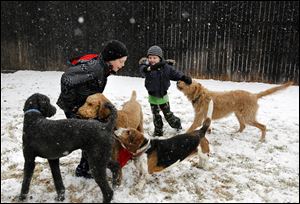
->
117, 147, 133, 168
115, 135, 151, 168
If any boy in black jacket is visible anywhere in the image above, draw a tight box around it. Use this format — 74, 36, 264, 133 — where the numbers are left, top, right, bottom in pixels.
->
139, 45, 192, 136
57, 40, 128, 178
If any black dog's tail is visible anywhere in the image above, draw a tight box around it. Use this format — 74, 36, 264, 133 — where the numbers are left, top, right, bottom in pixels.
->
103, 102, 118, 130
199, 118, 211, 138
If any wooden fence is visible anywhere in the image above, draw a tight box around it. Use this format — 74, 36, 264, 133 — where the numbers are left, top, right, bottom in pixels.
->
1, 1, 299, 84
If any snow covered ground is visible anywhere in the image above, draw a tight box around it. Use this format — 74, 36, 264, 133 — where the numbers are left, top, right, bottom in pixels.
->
1, 71, 299, 203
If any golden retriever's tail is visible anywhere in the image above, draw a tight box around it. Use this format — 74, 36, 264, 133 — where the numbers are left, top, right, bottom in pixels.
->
256, 81, 293, 99
130, 90, 137, 101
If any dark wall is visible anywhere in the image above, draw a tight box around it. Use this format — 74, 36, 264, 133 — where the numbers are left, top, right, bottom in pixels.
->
1, 1, 299, 84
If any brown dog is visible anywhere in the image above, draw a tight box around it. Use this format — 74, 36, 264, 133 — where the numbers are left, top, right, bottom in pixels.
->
77, 90, 144, 185
177, 80, 293, 141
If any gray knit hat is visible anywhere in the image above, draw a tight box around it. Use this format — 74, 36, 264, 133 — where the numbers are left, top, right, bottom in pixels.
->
147, 45, 163, 59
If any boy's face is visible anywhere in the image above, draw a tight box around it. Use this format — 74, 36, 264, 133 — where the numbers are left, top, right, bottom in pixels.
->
148, 55, 160, 65
109, 56, 127, 72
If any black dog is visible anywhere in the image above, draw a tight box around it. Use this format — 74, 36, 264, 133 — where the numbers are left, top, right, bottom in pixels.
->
20, 93, 119, 203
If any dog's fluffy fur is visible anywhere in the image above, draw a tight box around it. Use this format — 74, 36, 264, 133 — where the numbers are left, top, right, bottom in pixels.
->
177, 80, 293, 141
77, 90, 144, 185
20, 93, 117, 203
78, 90, 143, 131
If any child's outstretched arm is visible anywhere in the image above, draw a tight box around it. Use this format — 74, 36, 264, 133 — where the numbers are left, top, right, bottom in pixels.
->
168, 64, 192, 85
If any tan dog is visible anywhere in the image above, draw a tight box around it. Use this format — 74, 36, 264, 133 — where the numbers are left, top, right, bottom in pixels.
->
177, 80, 293, 141
77, 93, 112, 119
77, 90, 143, 185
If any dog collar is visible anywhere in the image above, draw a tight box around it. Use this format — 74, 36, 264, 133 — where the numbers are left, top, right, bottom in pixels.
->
113, 133, 151, 158
24, 109, 41, 114
132, 138, 151, 158
192, 95, 200, 105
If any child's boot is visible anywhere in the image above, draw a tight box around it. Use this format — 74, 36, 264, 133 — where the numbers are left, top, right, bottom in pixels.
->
75, 151, 93, 179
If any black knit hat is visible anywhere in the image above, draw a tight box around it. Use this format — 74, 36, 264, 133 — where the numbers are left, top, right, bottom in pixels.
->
101, 40, 128, 61
147, 45, 163, 59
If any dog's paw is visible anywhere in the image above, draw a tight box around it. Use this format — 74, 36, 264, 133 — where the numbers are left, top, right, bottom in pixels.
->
18, 194, 27, 201
112, 178, 121, 189
198, 163, 209, 170
259, 137, 266, 142
197, 153, 210, 170
55, 193, 65, 201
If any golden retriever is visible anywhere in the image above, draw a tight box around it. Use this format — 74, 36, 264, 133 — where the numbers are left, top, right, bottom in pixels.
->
177, 80, 293, 141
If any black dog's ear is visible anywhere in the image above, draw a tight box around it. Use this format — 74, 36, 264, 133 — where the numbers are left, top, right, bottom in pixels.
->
23, 93, 39, 112
48, 107, 56, 117
38, 94, 56, 117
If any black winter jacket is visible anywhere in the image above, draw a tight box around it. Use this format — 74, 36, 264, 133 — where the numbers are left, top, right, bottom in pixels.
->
139, 61, 184, 98
57, 57, 111, 114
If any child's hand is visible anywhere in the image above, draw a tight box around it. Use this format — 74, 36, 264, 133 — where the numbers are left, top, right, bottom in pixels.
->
180, 75, 192, 85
